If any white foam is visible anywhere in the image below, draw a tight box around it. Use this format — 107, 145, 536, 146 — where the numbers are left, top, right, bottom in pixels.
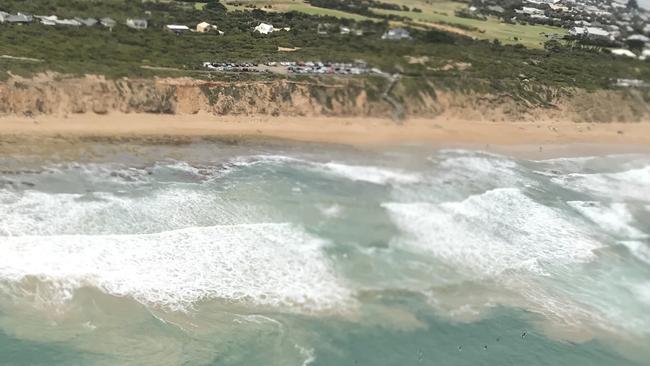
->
534, 156, 597, 164
0, 224, 351, 312
317, 162, 421, 185
567, 201, 647, 239
439, 156, 517, 172
317, 204, 343, 218
552, 166, 650, 202
436, 149, 508, 159
224, 155, 421, 186
619, 241, 650, 265
384, 188, 601, 276
294, 344, 316, 366
0, 188, 267, 236
227, 154, 308, 168
433, 154, 531, 189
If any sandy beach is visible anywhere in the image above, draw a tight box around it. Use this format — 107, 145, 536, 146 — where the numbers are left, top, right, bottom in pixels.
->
1, 114, 650, 155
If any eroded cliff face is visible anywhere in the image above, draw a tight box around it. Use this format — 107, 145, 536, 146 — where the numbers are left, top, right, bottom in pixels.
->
1, 73, 649, 122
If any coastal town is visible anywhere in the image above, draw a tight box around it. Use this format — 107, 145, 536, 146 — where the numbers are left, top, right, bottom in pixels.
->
471, 0, 650, 58
1, 0, 648, 61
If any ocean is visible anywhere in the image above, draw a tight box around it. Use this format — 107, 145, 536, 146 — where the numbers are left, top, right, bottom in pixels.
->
0, 140, 649, 366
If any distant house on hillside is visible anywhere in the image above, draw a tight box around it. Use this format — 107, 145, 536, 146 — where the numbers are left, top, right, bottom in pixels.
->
640, 49, 650, 61
75, 17, 98, 27
627, 34, 650, 43
35, 15, 58, 25
56, 18, 82, 26
5, 13, 33, 24
126, 18, 147, 30
165, 24, 190, 34
100, 17, 117, 29
0, 11, 9, 23
569, 26, 612, 41
487, 5, 505, 13
254, 22, 274, 34
196, 21, 217, 33
611, 48, 637, 58
382, 28, 411, 40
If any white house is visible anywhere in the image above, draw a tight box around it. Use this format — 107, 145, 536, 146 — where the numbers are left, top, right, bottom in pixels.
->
35, 15, 58, 25
196, 21, 217, 33
254, 23, 274, 34
382, 28, 411, 40
56, 18, 82, 26
585, 27, 611, 40
627, 34, 650, 43
521, 7, 545, 15
640, 49, 650, 61
165, 24, 190, 34
100, 17, 117, 29
570, 27, 611, 41
611, 49, 636, 58
126, 18, 148, 30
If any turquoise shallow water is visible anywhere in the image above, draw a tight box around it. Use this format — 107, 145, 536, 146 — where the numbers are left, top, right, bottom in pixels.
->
0, 141, 649, 365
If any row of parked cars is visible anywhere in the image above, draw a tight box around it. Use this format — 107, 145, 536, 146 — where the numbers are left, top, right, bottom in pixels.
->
202, 60, 378, 76
267, 61, 372, 75
202, 62, 263, 72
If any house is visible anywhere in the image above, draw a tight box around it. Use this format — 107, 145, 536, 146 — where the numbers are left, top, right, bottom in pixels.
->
610, 48, 637, 58
340, 26, 350, 35
75, 17, 98, 27
5, 13, 33, 24
627, 34, 650, 43
317, 23, 330, 35
0, 11, 9, 23
530, 14, 549, 20
519, 7, 545, 16
640, 49, 650, 61
487, 5, 505, 14
126, 18, 147, 30
35, 15, 58, 26
165, 24, 190, 34
100, 17, 117, 29
570, 27, 611, 41
56, 18, 82, 26
254, 22, 274, 34
382, 28, 411, 40
196, 22, 217, 33
585, 27, 611, 41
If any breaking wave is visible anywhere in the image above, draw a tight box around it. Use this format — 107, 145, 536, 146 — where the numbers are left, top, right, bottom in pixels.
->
383, 188, 601, 277
552, 166, 650, 202
0, 224, 351, 312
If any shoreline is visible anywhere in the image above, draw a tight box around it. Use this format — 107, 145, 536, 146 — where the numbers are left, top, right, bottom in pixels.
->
1, 114, 650, 156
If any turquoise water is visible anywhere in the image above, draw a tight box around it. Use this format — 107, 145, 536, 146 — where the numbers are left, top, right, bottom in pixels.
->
0, 141, 649, 365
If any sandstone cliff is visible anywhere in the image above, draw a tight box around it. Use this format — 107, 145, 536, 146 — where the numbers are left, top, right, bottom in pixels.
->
1, 73, 649, 123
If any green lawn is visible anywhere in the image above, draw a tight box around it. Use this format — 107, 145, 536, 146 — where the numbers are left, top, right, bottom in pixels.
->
223, 0, 566, 48
373, 0, 567, 48
224, 0, 371, 21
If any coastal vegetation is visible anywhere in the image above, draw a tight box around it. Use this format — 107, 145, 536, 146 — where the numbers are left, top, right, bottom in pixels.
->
0, 0, 649, 97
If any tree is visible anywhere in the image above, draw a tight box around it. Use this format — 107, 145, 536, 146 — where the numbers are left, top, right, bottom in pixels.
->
205, 0, 226, 12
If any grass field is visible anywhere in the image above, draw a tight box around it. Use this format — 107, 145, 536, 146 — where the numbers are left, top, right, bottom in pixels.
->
224, 0, 567, 48
224, 0, 371, 21
373, 0, 567, 48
